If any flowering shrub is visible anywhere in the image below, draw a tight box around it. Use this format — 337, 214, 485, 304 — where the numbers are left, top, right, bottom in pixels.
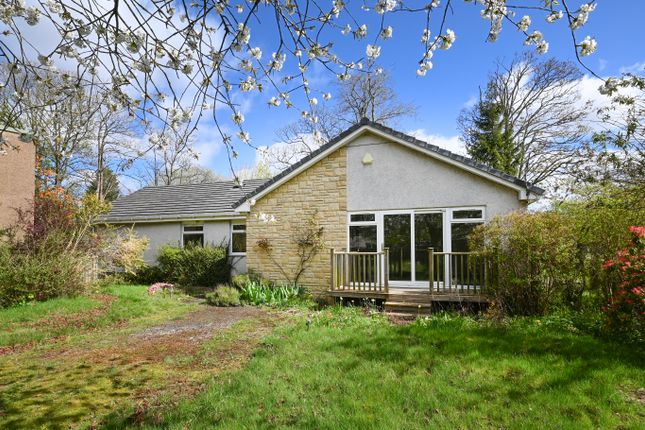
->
602, 226, 645, 342
147, 282, 174, 295
0, 191, 110, 307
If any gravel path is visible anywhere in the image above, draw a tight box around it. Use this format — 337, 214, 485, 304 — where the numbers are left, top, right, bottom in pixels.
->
132, 306, 268, 341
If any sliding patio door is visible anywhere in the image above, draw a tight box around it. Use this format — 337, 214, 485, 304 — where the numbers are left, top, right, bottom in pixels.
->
414, 213, 443, 281
382, 212, 444, 285
384, 214, 411, 281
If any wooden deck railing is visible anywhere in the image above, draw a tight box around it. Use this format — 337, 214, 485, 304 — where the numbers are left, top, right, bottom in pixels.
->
329, 248, 488, 296
330, 249, 389, 293
428, 248, 488, 295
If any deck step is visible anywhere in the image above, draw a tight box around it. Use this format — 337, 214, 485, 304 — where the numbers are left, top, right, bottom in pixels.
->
384, 301, 433, 315
387, 294, 434, 304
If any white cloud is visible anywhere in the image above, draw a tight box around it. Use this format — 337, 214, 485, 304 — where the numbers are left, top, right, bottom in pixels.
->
463, 95, 478, 108
597, 58, 608, 72
192, 122, 224, 167
408, 129, 467, 156
619, 61, 645, 75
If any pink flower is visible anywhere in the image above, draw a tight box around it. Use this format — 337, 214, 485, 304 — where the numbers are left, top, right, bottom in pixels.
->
629, 226, 645, 237
148, 282, 174, 294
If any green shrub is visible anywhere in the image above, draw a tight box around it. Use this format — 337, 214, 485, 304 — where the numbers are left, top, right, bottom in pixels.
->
156, 245, 183, 281
205, 285, 241, 307
559, 184, 645, 304
127, 264, 165, 285
231, 273, 251, 289
0, 248, 89, 307
239, 280, 306, 306
471, 211, 584, 316
157, 245, 229, 287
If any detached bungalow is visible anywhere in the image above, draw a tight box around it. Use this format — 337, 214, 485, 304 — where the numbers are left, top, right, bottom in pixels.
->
103, 119, 543, 307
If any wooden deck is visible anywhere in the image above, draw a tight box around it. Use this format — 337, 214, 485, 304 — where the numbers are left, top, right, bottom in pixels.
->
329, 249, 490, 314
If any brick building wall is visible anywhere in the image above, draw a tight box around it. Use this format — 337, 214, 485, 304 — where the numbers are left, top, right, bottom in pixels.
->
246, 147, 347, 295
0, 130, 35, 230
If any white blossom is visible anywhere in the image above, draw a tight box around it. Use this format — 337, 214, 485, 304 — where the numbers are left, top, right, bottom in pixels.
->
517, 15, 531, 32
341, 24, 352, 36
380, 26, 393, 40
546, 10, 564, 23
232, 111, 245, 124
354, 24, 368, 39
579, 36, 597, 56
337, 72, 350, 81
332, 0, 345, 16
421, 29, 431, 44
323, 92, 332, 101
258, 213, 276, 223
268, 96, 281, 107
366, 44, 381, 59
571, 3, 595, 30
268, 52, 286, 71
440, 29, 456, 50
25, 7, 40, 25
309, 97, 318, 106
524, 30, 543, 46
239, 76, 259, 92
375, 0, 397, 14
237, 131, 251, 143
249, 47, 262, 60
536, 40, 549, 54
416, 60, 433, 77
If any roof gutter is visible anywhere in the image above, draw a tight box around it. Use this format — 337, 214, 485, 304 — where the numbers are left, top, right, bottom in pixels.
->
97, 212, 246, 224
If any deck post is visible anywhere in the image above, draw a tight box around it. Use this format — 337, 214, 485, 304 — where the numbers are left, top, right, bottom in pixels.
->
330, 248, 335, 291
428, 247, 434, 295
384, 247, 390, 294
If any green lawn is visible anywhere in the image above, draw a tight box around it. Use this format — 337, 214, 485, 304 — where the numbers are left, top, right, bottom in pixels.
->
104, 308, 645, 430
0, 284, 197, 348
1, 291, 644, 429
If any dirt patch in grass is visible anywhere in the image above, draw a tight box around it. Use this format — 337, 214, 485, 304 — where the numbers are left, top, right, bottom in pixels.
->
0, 304, 284, 430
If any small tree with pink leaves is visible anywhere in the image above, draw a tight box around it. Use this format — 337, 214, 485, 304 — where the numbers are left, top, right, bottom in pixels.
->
603, 226, 645, 342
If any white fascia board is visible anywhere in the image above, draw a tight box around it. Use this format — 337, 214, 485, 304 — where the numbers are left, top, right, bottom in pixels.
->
101, 213, 246, 225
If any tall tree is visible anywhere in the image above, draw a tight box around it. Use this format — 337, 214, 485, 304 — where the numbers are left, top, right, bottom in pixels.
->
86, 167, 120, 202
588, 73, 645, 186
140, 127, 222, 186
458, 53, 589, 190
89, 93, 137, 201
267, 70, 416, 172
336, 70, 417, 127
461, 86, 516, 175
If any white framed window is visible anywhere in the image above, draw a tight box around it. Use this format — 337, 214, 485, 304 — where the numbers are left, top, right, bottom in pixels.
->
449, 207, 485, 252
230, 222, 247, 255
182, 224, 204, 247
348, 213, 377, 252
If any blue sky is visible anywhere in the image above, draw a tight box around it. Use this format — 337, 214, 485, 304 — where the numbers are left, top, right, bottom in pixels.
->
198, 1, 645, 177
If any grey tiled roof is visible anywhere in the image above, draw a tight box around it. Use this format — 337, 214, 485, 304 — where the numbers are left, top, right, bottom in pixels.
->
234, 118, 544, 207
101, 179, 268, 223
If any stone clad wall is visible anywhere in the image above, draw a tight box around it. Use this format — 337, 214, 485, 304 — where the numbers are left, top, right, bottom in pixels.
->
246, 148, 347, 295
